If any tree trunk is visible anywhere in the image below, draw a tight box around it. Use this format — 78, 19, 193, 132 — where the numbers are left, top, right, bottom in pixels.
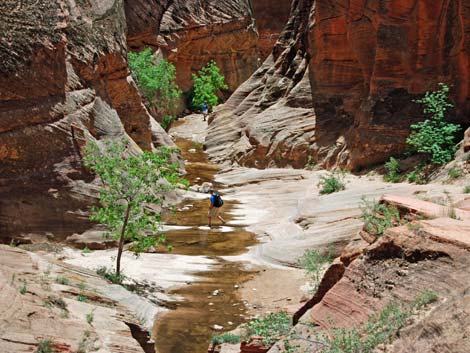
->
116, 203, 131, 276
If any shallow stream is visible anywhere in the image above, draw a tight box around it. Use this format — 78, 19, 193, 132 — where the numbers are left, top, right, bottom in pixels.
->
153, 136, 257, 353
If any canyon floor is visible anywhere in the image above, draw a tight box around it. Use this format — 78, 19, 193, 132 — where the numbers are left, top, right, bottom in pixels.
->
1, 114, 469, 353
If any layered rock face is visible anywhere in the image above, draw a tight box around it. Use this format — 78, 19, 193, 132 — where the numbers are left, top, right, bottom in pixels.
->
268, 196, 470, 353
308, 0, 470, 169
208, 0, 470, 170
158, 0, 259, 94
206, 0, 316, 168
0, 0, 171, 241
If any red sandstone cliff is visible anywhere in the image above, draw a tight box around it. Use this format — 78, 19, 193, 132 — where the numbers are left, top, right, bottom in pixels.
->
0, 0, 172, 241
207, 0, 470, 170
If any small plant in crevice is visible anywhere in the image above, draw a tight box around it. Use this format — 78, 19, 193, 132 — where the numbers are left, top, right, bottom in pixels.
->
82, 247, 92, 254
463, 185, 470, 194
55, 276, 69, 285
447, 168, 461, 179
298, 249, 333, 293
96, 266, 125, 285
37, 339, 54, 353
305, 155, 316, 171
244, 311, 291, 346
318, 171, 346, 195
407, 165, 426, 184
86, 311, 94, 326
360, 197, 400, 237
211, 333, 241, 345
19, 280, 27, 295
384, 157, 401, 183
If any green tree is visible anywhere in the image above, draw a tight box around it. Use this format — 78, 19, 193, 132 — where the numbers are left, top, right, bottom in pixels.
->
191, 60, 228, 110
406, 83, 460, 165
128, 48, 182, 129
84, 140, 186, 276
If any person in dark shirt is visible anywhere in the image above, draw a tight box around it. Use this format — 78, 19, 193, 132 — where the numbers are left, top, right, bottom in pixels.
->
202, 101, 208, 121
208, 189, 225, 227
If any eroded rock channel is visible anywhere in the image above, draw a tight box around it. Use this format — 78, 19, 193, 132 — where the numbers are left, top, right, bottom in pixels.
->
154, 124, 258, 353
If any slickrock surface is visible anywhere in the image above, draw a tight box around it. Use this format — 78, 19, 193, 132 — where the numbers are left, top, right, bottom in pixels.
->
0, 0, 173, 241
207, 0, 470, 170
158, 0, 259, 94
0, 245, 155, 353
217, 168, 463, 266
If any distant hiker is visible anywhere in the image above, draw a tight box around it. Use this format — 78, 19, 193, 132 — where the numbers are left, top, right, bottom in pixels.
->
208, 189, 225, 227
202, 101, 208, 121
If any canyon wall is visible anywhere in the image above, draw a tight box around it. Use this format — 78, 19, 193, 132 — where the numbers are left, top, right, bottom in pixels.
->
158, 0, 259, 94
207, 0, 470, 170
206, 0, 315, 168
0, 0, 172, 241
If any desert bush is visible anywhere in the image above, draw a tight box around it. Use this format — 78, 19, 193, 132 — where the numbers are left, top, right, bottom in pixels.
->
298, 249, 333, 293
360, 198, 400, 237
384, 157, 401, 183
211, 333, 241, 345
245, 312, 291, 346
318, 172, 346, 195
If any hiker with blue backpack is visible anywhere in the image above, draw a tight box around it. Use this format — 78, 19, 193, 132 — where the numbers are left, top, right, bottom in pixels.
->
208, 189, 225, 227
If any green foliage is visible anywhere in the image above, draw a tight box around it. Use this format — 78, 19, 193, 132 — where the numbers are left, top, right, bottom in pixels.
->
191, 60, 228, 110
406, 83, 460, 165
305, 156, 316, 170
82, 247, 92, 254
298, 249, 333, 293
447, 168, 461, 179
55, 276, 69, 285
37, 339, 54, 353
318, 172, 346, 195
86, 311, 94, 326
321, 291, 439, 353
84, 139, 185, 275
245, 312, 291, 346
360, 198, 400, 237
384, 157, 401, 183
44, 295, 67, 311
96, 266, 125, 284
77, 295, 87, 302
407, 166, 426, 184
463, 185, 470, 194
128, 48, 182, 128
19, 280, 27, 295
413, 290, 438, 309
211, 333, 241, 345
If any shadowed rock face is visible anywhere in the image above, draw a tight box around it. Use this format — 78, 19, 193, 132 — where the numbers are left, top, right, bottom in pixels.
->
207, 0, 470, 170
251, 0, 293, 60
308, 0, 470, 169
158, 0, 259, 94
0, 0, 173, 241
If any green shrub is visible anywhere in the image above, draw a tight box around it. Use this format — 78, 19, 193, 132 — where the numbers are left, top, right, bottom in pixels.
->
37, 339, 54, 353
413, 290, 438, 309
245, 312, 291, 346
305, 156, 316, 170
211, 333, 241, 345
298, 249, 333, 293
448, 168, 461, 179
96, 266, 125, 284
406, 83, 460, 165
82, 247, 92, 254
128, 48, 182, 129
384, 157, 401, 183
360, 198, 400, 237
407, 166, 426, 184
318, 172, 345, 195
191, 60, 228, 110
19, 281, 27, 295
55, 276, 69, 285
86, 311, 94, 325
463, 185, 470, 194
77, 294, 87, 302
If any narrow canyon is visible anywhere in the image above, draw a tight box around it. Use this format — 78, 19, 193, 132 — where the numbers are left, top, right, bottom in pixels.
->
1, 1, 469, 353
